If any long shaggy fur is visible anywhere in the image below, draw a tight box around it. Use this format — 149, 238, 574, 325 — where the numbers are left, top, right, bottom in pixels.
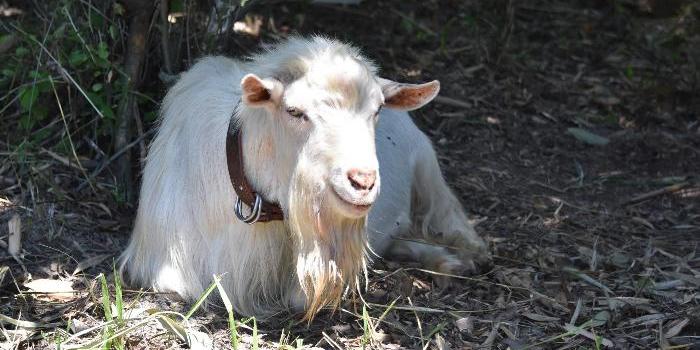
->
120, 36, 488, 319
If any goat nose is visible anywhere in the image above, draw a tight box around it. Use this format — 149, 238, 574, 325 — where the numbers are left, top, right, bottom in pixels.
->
347, 169, 377, 191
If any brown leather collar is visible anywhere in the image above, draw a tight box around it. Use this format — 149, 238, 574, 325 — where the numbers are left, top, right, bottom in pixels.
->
226, 112, 284, 223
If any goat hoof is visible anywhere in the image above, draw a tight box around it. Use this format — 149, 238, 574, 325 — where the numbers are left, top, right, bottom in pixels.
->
433, 255, 471, 289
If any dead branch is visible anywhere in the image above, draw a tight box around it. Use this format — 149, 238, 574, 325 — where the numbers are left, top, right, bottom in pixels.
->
114, 0, 154, 203
159, 0, 173, 74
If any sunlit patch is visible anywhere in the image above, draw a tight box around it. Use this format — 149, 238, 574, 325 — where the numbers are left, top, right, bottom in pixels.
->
167, 12, 184, 23
0, 196, 12, 214
24, 279, 80, 302
678, 187, 700, 199
486, 116, 501, 124
156, 265, 184, 292
233, 15, 263, 37
0, 5, 23, 17
542, 196, 566, 228
406, 69, 422, 77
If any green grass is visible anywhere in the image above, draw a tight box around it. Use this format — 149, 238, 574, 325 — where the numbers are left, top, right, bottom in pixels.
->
361, 304, 370, 349
43, 272, 330, 349
214, 275, 240, 348
56, 273, 235, 349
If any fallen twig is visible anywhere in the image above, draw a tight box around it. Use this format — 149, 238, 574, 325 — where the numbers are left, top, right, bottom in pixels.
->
624, 182, 690, 205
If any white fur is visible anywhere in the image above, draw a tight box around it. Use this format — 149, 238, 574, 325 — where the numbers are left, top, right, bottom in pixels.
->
120, 36, 488, 319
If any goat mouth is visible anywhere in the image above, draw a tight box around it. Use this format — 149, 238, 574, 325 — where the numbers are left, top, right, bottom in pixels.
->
331, 190, 373, 214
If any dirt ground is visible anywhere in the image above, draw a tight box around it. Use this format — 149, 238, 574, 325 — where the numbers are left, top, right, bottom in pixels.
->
1, 0, 699, 349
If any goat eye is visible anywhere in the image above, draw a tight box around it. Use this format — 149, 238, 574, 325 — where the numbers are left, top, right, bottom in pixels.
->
286, 107, 306, 120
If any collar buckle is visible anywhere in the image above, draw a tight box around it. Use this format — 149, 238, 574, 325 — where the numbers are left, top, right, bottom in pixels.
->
234, 193, 263, 224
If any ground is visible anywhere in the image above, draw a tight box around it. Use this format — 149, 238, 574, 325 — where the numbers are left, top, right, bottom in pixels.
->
1, 0, 699, 349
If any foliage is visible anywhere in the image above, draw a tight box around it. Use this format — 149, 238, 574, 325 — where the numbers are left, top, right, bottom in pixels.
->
0, 1, 157, 202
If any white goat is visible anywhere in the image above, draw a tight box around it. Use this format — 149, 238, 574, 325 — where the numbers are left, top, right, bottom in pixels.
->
120, 36, 489, 319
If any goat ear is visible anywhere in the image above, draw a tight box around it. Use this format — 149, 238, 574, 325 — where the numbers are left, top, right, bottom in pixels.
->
379, 78, 440, 111
241, 74, 283, 108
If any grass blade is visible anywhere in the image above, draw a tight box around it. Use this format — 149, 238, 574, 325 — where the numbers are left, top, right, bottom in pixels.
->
184, 276, 220, 319
99, 274, 112, 321
113, 264, 123, 326
252, 317, 258, 350
362, 304, 370, 349
213, 274, 239, 349
98, 273, 114, 350
147, 309, 189, 346
375, 297, 398, 330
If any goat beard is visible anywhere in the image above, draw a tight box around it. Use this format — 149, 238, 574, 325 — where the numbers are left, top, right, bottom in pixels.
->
287, 159, 368, 320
